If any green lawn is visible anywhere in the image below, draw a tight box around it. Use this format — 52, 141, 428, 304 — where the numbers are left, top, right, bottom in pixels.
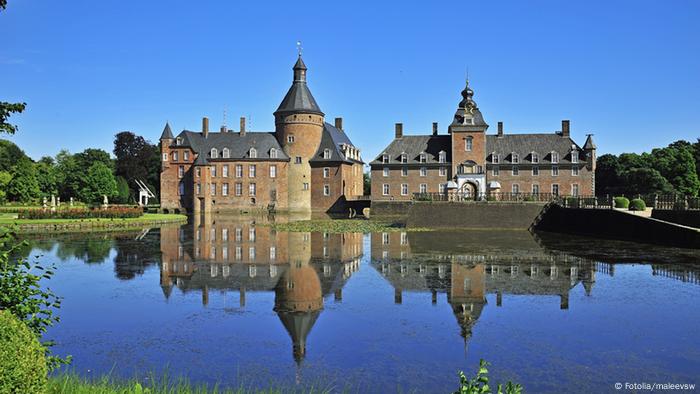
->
0, 213, 187, 225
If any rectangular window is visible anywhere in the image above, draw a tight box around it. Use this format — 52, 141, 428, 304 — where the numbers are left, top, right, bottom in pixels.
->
178, 165, 184, 178
420, 184, 427, 193
323, 184, 330, 196
383, 167, 389, 177
249, 183, 256, 196
249, 165, 256, 178
287, 135, 295, 143
382, 184, 389, 196
572, 184, 579, 196
235, 183, 242, 196
323, 167, 330, 178
439, 183, 447, 194
295, 156, 302, 164
512, 184, 520, 194
420, 167, 427, 177
270, 165, 277, 178
552, 166, 559, 176
532, 184, 540, 194
196, 167, 201, 177
401, 167, 408, 176
401, 184, 408, 196
401, 154, 407, 164
439, 152, 446, 163
184, 151, 189, 161
162, 153, 168, 161
235, 165, 243, 178
420, 154, 427, 163
303, 183, 309, 190
493, 166, 499, 176
512, 166, 519, 176
492, 153, 499, 164
465, 138, 473, 151
532, 166, 539, 176
179, 182, 184, 195
210, 183, 216, 196
173, 152, 179, 161
222, 183, 229, 196
222, 165, 229, 178
196, 183, 201, 195
552, 184, 560, 195
211, 166, 217, 177
249, 228, 256, 242
382, 154, 389, 164
571, 151, 578, 163
572, 167, 579, 176
439, 167, 447, 176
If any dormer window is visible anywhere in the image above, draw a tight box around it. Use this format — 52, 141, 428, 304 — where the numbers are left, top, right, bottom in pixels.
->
465, 137, 473, 151
400, 153, 407, 164
249, 148, 257, 158
222, 148, 230, 159
492, 153, 499, 164
439, 151, 446, 163
571, 150, 578, 163
382, 154, 389, 164
551, 151, 559, 164
419, 153, 427, 163
323, 148, 331, 159
531, 152, 539, 163
176, 137, 182, 145
512, 153, 519, 164
211, 148, 218, 159
270, 148, 278, 159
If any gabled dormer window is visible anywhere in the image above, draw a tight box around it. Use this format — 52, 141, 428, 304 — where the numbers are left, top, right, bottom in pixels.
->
382, 154, 389, 164
211, 148, 218, 159
492, 152, 499, 164
323, 148, 331, 159
249, 148, 257, 158
571, 149, 578, 163
419, 153, 427, 163
222, 148, 230, 159
551, 151, 559, 164
531, 152, 539, 163
270, 148, 278, 159
512, 153, 519, 164
439, 151, 446, 163
176, 137, 182, 145
400, 153, 407, 164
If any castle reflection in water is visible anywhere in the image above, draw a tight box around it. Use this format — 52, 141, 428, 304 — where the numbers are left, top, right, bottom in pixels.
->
157, 215, 604, 363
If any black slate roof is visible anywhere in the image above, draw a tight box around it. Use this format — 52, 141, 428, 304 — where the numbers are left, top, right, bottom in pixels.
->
160, 122, 173, 139
172, 130, 289, 163
310, 122, 364, 164
275, 83, 323, 116
369, 135, 451, 165
485, 134, 584, 164
583, 134, 597, 150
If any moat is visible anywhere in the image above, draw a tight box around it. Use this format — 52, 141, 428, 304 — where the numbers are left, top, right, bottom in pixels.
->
26, 215, 700, 393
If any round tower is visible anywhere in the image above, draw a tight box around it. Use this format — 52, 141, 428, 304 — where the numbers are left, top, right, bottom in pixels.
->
275, 55, 325, 211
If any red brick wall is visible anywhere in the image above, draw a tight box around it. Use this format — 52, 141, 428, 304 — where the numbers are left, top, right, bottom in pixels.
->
486, 164, 594, 195
371, 166, 451, 201
451, 131, 486, 173
310, 162, 364, 212
160, 143, 196, 211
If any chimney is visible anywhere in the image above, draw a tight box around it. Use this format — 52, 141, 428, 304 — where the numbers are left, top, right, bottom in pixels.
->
497, 121, 504, 137
220, 125, 227, 133
202, 117, 209, 138
335, 117, 343, 131
395, 123, 403, 139
562, 120, 570, 137
240, 117, 246, 136
432, 122, 438, 136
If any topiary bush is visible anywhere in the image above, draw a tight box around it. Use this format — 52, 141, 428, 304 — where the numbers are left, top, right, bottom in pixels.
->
0, 309, 47, 394
614, 196, 630, 209
629, 198, 647, 211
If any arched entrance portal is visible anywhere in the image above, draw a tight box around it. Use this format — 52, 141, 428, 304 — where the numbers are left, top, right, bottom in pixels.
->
459, 182, 478, 200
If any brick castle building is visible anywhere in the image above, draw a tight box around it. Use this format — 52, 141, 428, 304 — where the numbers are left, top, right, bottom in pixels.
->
370, 79, 597, 200
160, 54, 364, 213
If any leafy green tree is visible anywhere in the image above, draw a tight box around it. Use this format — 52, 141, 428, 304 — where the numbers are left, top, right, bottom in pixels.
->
35, 157, 58, 198
74, 148, 114, 171
0, 171, 12, 203
621, 167, 674, 196
650, 141, 700, 196
7, 159, 40, 203
113, 131, 161, 196
363, 171, 371, 195
595, 154, 621, 196
0, 139, 30, 172
80, 162, 117, 204
115, 176, 131, 204
0, 102, 26, 134
54, 150, 79, 200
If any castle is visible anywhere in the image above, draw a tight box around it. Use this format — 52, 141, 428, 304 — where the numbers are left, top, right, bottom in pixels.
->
370, 79, 597, 201
159, 54, 364, 213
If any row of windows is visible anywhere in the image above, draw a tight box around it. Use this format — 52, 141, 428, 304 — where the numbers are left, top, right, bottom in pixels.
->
380, 183, 581, 196
510, 184, 580, 196
181, 164, 278, 179
382, 183, 431, 196
491, 151, 577, 164
382, 167, 448, 177
197, 227, 258, 243
491, 166, 579, 177
194, 182, 258, 197
166, 151, 190, 162
381, 151, 447, 164
210, 147, 279, 159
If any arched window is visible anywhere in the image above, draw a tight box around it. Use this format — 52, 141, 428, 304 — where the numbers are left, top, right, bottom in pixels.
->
323, 148, 331, 159
222, 148, 230, 159
211, 148, 218, 159
270, 148, 278, 159
531, 152, 539, 163
249, 148, 257, 158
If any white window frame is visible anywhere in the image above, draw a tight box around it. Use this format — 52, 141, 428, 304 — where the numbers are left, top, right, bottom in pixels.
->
493, 166, 499, 176
439, 167, 447, 176
323, 167, 330, 178
249, 148, 257, 158
323, 149, 331, 159
401, 167, 408, 177
211, 148, 218, 159
572, 184, 579, 196
323, 184, 330, 196
235, 183, 242, 196
552, 184, 560, 195
178, 165, 184, 178
270, 148, 278, 159
222, 183, 229, 196
552, 166, 559, 176
419, 153, 427, 163
512, 166, 519, 176
532, 184, 540, 194
512, 152, 519, 164
400, 153, 407, 163
222, 148, 230, 159
401, 183, 408, 196
162, 153, 168, 161
492, 153, 499, 164
222, 165, 229, 178
249, 183, 256, 196
420, 167, 427, 177
439, 151, 446, 163
235, 164, 243, 178
270, 165, 277, 178
465, 137, 473, 151
551, 151, 559, 164
382, 184, 390, 196
572, 167, 579, 176
382, 154, 389, 164
419, 184, 427, 193
249, 165, 256, 178
512, 184, 520, 194
531, 152, 539, 163
382, 167, 389, 177
532, 166, 539, 176
287, 135, 295, 143
571, 150, 578, 163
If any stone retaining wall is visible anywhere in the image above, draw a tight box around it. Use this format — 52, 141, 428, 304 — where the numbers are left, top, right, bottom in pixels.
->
406, 202, 546, 229
651, 209, 700, 229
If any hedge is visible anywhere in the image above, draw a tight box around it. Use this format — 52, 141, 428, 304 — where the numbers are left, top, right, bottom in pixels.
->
629, 198, 647, 211
17, 206, 143, 220
0, 310, 47, 394
614, 196, 630, 209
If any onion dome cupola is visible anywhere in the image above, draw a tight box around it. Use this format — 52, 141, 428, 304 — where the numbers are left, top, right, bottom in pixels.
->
160, 122, 174, 140
449, 79, 488, 132
274, 55, 324, 117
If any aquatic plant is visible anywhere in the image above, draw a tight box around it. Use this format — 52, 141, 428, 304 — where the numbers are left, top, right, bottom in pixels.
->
454, 359, 522, 394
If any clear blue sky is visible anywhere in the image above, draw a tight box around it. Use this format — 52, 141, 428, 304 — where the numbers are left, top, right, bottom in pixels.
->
2, 0, 699, 163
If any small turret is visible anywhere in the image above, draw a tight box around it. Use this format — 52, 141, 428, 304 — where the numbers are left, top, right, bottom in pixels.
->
160, 122, 174, 140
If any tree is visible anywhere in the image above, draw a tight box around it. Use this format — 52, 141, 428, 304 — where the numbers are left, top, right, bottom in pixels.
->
54, 150, 79, 200
595, 154, 621, 196
80, 162, 117, 204
0, 139, 30, 172
74, 148, 113, 171
0, 171, 12, 203
35, 157, 58, 198
620, 167, 674, 196
363, 171, 371, 195
0, 102, 26, 134
113, 132, 160, 195
650, 141, 700, 196
7, 159, 40, 203
114, 176, 131, 204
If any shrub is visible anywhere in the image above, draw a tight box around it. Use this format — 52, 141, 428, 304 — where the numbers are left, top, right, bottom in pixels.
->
629, 198, 646, 211
454, 359, 522, 394
0, 310, 48, 394
614, 196, 630, 208
17, 206, 143, 220
415, 193, 433, 202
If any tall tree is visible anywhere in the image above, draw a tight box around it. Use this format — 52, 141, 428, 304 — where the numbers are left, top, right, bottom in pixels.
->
0, 171, 12, 203
80, 162, 117, 204
7, 159, 40, 203
650, 141, 700, 196
113, 131, 160, 195
621, 168, 675, 196
0, 102, 26, 134
0, 139, 30, 172
35, 157, 58, 198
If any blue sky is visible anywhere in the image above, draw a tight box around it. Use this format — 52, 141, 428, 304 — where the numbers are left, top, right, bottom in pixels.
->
2, 0, 699, 163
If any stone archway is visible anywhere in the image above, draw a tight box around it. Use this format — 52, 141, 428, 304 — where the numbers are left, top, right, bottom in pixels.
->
459, 182, 478, 200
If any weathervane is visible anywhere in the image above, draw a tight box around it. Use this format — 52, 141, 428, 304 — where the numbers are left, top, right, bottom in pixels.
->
296, 40, 303, 56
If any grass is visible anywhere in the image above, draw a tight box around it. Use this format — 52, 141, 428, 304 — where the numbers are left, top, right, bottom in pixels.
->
264, 219, 431, 233
48, 372, 338, 394
0, 213, 187, 225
